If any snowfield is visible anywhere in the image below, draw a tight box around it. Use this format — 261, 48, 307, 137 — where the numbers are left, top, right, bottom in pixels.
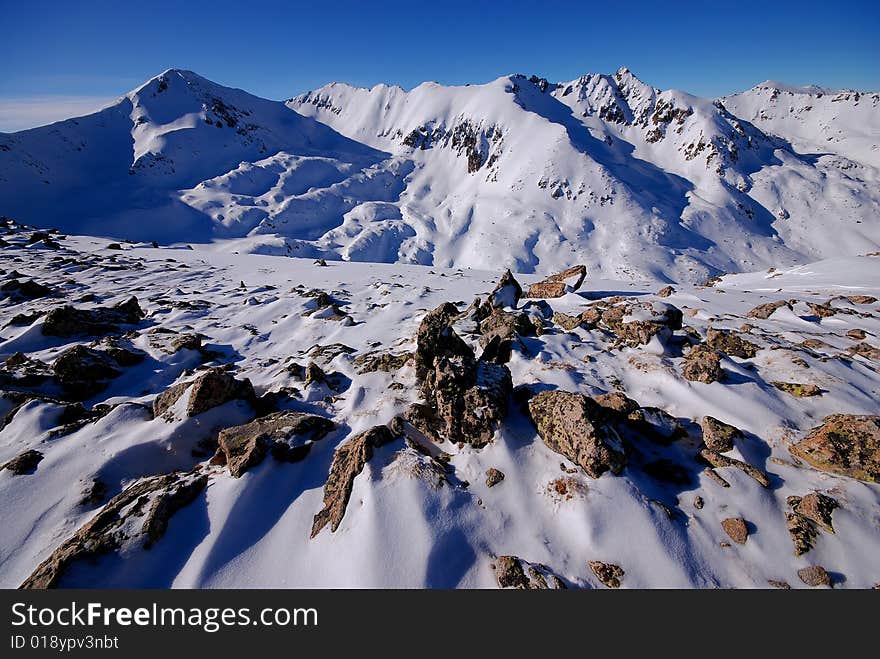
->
1, 225, 878, 588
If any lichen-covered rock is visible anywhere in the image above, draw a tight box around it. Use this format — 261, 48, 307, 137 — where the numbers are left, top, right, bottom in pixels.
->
797, 565, 831, 587
21, 470, 207, 588
807, 302, 837, 318
494, 555, 566, 589
786, 512, 818, 556
790, 414, 880, 482
657, 285, 675, 298
682, 344, 724, 383
485, 468, 505, 487
352, 351, 412, 374
600, 300, 683, 348
52, 345, 122, 399
153, 367, 256, 418
524, 265, 586, 299
552, 311, 585, 331
698, 448, 770, 487
1, 449, 44, 475
846, 295, 877, 305
589, 560, 624, 588
218, 411, 336, 477
701, 416, 744, 453
479, 309, 532, 364
772, 381, 823, 397
311, 424, 398, 537
706, 328, 759, 359
488, 269, 522, 309
42, 296, 145, 337
527, 390, 625, 478
792, 492, 838, 533
747, 300, 790, 319
721, 517, 749, 544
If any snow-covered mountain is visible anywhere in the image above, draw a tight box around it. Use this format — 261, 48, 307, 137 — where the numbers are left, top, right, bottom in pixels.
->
1, 68, 878, 282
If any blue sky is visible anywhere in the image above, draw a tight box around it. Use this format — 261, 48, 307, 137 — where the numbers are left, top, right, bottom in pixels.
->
1, 0, 877, 131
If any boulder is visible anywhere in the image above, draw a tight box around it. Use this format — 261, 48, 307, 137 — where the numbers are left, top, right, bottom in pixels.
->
772, 381, 822, 397
589, 560, 625, 588
42, 296, 145, 337
352, 351, 412, 374
488, 269, 522, 309
526, 390, 625, 478
524, 265, 586, 298
747, 300, 790, 319
797, 565, 831, 587
792, 492, 838, 534
485, 468, 505, 487
494, 555, 566, 589
682, 344, 724, 383
599, 300, 683, 348
1, 449, 44, 475
153, 367, 256, 417
705, 328, 759, 359
701, 416, 744, 453
721, 517, 749, 544
790, 414, 880, 482
479, 309, 532, 364
656, 285, 675, 298
52, 345, 122, 399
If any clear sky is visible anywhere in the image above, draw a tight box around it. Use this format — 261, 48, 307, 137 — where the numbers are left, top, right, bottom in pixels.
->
1, 0, 877, 131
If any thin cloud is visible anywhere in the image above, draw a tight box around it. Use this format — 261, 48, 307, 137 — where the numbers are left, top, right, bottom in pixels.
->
0, 96, 118, 133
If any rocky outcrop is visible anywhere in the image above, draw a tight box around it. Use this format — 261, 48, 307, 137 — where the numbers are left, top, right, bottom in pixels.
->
479, 309, 532, 364
698, 448, 770, 487
524, 265, 587, 299
153, 367, 256, 417
790, 414, 880, 482
747, 300, 790, 319
700, 416, 743, 453
598, 300, 683, 348
1, 449, 44, 475
311, 424, 399, 537
494, 555, 566, 589
772, 381, 822, 397
217, 411, 336, 477
589, 560, 624, 588
21, 470, 207, 588
488, 269, 522, 309
785, 492, 838, 555
52, 346, 122, 399
42, 296, 145, 337
656, 285, 675, 298
526, 390, 625, 478
352, 351, 412, 374
682, 344, 723, 383
1, 278, 54, 299
705, 328, 759, 359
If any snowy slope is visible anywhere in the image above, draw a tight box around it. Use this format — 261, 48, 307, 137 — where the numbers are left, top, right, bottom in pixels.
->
1, 225, 879, 588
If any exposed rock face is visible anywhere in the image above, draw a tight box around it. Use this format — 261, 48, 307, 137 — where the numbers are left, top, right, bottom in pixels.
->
790, 414, 880, 482
721, 517, 749, 544
42, 296, 145, 337
1, 278, 54, 299
488, 269, 522, 309
524, 265, 587, 299
2, 449, 44, 475
1, 352, 53, 388
598, 300, 683, 348
494, 555, 566, 589
527, 390, 625, 478
747, 300, 790, 319
485, 468, 505, 487
772, 381, 822, 397
21, 470, 207, 588
797, 565, 831, 587
52, 345, 122, 399
706, 328, 759, 359
217, 411, 336, 477
701, 416, 744, 453
682, 344, 723, 383
792, 492, 838, 533
352, 351, 412, 374
311, 424, 398, 537
153, 367, 256, 417
589, 560, 624, 588
479, 309, 532, 364
786, 512, 818, 556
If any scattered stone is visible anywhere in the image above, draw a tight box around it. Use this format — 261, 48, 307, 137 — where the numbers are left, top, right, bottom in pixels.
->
352, 351, 412, 374
2, 449, 44, 475
846, 295, 877, 305
42, 296, 145, 337
524, 265, 587, 299
589, 560, 624, 588
494, 555, 566, 589
705, 328, 759, 359
682, 344, 724, 383
797, 565, 831, 587
526, 390, 625, 478
701, 416, 744, 453
792, 492, 838, 533
747, 300, 790, 319
488, 269, 522, 309
767, 579, 791, 589
52, 345, 122, 399
790, 414, 880, 482
153, 367, 255, 418
485, 468, 505, 488
847, 329, 867, 340
657, 285, 675, 298
721, 517, 749, 544
693, 496, 704, 509
772, 381, 823, 397
698, 448, 770, 487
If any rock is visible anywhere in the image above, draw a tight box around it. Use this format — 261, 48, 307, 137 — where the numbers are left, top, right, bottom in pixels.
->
1, 278, 54, 299
846, 342, 880, 361
1, 352, 53, 387
768, 579, 791, 589
304, 361, 329, 387
682, 344, 724, 383
807, 302, 836, 318
694, 496, 704, 509
797, 565, 831, 587
593, 391, 641, 417
793, 492, 838, 533
589, 560, 624, 588
698, 448, 770, 487
217, 411, 335, 477
525, 265, 586, 298
352, 351, 412, 374
153, 367, 255, 418
747, 300, 790, 319
90, 336, 146, 366
311, 424, 397, 537
170, 334, 202, 353
494, 555, 566, 589
786, 511, 819, 556
52, 345, 122, 399
701, 416, 744, 452
846, 295, 877, 305
552, 311, 584, 331
314, 258, 327, 267
488, 269, 522, 309
21, 470, 207, 588
2, 449, 44, 475
485, 468, 505, 487
478, 309, 532, 364
657, 285, 675, 298
600, 300, 683, 348
705, 328, 759, 359
772, 381, 822, 397
721, 517, 749, 544
42, 296, 145, 337
847, 329, 867, 340
526, 390, 625, 478
790, 414, 880, 482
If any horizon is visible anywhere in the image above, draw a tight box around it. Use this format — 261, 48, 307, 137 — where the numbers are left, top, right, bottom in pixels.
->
1, 0, 877, 132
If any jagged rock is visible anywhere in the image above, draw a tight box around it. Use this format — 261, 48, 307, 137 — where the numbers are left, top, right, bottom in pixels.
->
488, 269, 522, 309
721, 517, 749, 544
1, 278, 54, 299
797, 565, 831, 587
772, 381, 822, 397
657, 285, 675, 298
701, 416, 744, 453
524, 265, 587, 299
1, 352, 53, 387
792, 492, 838, 533
308, 343, 357, 362
846, 342, 880, 360
485, 468, 505, 487
593, 392, 683, 445
304, 361, 329, 387
21, 470, 207, 588
42, 296, 145, 337
706, 328, 759, 359
552, 311, 584, 331
847, 329, 867, 340
90, 336, 146, 366
790, 414, 880, 482
747, 300, 790, 319
600, 300, 683, 348
311, 424, 398, 537
494, 555, 565, 589
479, 309, 532, 364
768, 580, 791, 589
807, 302, 837, 318
698, 448, 770, 487
682, 344, 724, 383
217, 411, 336, 477
352, 351, 412, 374
846, 295, 877, 305
526, 390, 625, 478
589, 560, 624, 588
153, 367, 255, 417
52, 345, 122, 399
786, 511, 819, 556
1, 449, 43, 475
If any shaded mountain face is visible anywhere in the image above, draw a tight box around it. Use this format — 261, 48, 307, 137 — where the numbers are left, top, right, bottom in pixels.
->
2, 68, 878, 281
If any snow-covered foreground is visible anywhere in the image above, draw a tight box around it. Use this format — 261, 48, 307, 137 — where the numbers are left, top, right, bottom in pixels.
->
1, 224, 879, 588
